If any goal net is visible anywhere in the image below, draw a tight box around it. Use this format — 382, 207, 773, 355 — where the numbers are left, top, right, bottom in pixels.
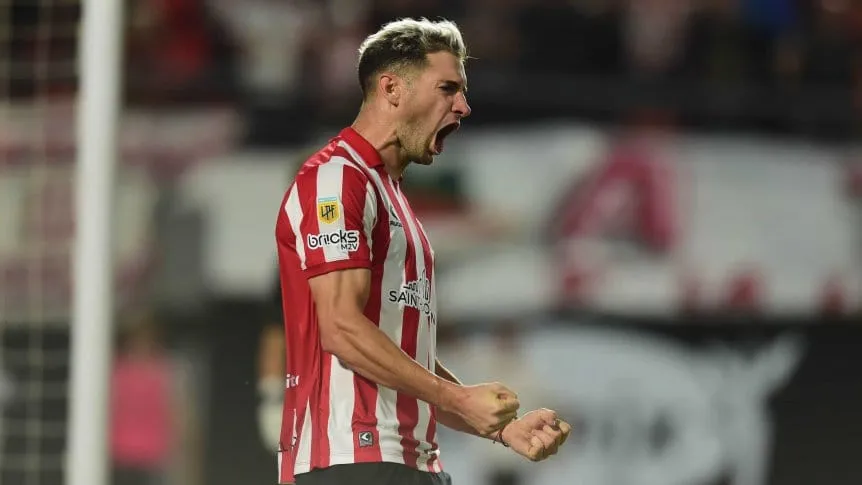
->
0, 2, 157, 484
0, 2, 83, 484
0, 0, 242, 481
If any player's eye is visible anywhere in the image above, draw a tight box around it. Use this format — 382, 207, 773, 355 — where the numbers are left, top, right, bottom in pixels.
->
440, 84, 457, 94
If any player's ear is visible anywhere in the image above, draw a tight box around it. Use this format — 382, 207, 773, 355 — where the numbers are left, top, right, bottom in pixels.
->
378, 73, 402, 107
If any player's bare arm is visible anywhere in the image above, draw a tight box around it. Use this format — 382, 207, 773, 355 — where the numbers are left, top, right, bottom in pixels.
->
259, 324, 284, 381
434, 358, 573, 461
308, 268, 519, 436
256, 323, 285, 451
433, 359, 517, 438
432, 359, 481, 435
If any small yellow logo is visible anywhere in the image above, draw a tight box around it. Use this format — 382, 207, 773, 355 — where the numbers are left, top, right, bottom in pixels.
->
317, 197, 340, 224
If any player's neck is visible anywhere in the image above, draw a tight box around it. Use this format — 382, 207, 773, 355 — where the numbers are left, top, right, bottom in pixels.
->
351, 112, 409, 180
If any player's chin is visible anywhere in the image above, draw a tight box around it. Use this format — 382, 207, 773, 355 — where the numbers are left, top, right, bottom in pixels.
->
416, 151, 435, 165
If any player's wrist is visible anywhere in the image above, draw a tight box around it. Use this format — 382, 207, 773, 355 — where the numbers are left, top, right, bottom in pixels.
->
434, 378, 465, 414
494, 417, 517, 447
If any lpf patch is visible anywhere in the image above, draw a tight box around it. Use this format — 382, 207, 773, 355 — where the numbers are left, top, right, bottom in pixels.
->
317, 197, 340, 224
357, 431, 374, 448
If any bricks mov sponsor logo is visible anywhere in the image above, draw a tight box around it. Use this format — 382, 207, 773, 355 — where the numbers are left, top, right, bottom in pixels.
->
307, 229, 360, 252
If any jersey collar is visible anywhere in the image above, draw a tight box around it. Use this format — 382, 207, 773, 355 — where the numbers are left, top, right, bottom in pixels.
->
338, 127, 384, 169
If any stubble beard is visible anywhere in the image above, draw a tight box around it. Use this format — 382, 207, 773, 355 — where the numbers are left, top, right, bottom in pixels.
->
398, 121, 433, 165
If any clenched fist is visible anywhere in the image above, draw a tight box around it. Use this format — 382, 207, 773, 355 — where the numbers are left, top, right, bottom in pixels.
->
500, 408, 571, 462
454, 382, 520, 437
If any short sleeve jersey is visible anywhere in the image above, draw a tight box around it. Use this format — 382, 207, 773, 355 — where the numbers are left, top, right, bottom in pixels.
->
274, 127, 442, 483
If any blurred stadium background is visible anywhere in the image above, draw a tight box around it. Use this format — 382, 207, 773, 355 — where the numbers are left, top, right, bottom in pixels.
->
2, 0, 862, 485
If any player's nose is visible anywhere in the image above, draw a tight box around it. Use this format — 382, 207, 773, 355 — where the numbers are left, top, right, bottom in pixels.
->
453, 92, 471, 119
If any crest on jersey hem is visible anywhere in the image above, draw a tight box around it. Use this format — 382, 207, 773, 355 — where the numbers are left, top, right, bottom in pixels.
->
357, 431, 374, 448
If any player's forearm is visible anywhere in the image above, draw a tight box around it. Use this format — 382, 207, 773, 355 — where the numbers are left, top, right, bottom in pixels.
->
257, 322, 285, 427
258, 323, 285, 381
436, 407, 484, 437
324, 316, 464, 413
433, 359, 486, 438
435, 359, 463, 385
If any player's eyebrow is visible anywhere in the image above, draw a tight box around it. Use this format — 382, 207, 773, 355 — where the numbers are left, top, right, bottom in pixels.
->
441, 79, 467, 93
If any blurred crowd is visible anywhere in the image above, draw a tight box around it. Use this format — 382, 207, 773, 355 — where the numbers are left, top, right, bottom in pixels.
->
6, 0, 862, 142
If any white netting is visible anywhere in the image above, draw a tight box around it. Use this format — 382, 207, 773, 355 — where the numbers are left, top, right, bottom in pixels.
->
0, 1, 241, 482
0, 2, 81, 484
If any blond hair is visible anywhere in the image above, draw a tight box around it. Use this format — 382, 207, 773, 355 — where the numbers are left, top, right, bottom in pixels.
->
357, 18, 467, 98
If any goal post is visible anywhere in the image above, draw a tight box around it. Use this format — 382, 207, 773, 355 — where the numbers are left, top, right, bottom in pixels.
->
66, 0, 125, 485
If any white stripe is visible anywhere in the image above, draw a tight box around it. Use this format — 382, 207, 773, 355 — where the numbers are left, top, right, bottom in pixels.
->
315, 161, 347, 263
433, 455, 443, 473
338, 141, 411, 461
285, 186, 307, 270
336, 141, 367, 172
277, 451, 282, 481
372, 179, 408, 463
362, 181, 377, 258
294, 401, 313, 474
390, 185, 434, 470
427, 248, 440, 472
327, 354, 356, 457
339, 139, 439, 465
339, 139, 440, 466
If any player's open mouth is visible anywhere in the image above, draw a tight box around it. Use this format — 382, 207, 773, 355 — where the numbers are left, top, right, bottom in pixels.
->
432, 122, 460, 155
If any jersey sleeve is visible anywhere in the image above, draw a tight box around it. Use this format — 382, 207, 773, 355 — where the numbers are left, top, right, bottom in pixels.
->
282, 161, 377, 278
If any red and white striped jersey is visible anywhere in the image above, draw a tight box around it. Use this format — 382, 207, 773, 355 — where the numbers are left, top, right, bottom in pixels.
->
275, 127, 442, 484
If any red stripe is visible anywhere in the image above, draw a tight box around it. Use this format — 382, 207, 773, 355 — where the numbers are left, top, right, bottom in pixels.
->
284, 166, 325, 475
298, 167, 324, 269
330, 146, 353, 163
276, 188, 296, 484
300, 166, 333, 469
352, 173, 389, 462
304, 141, 338, 171
400, 189, 440, 472
425, 406, 439, 472
379, 178, 422, 467
279, 302, 315, 481
280, 139, 368, 479
279, 451, 292, 483
313, 353, 332, 468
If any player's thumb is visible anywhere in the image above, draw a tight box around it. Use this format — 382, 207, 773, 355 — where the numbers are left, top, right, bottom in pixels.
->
491, 382, 518, 399
496, 395, 520, 414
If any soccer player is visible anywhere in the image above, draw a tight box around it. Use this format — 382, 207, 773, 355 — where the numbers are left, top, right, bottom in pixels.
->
274, 18, 572, 485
